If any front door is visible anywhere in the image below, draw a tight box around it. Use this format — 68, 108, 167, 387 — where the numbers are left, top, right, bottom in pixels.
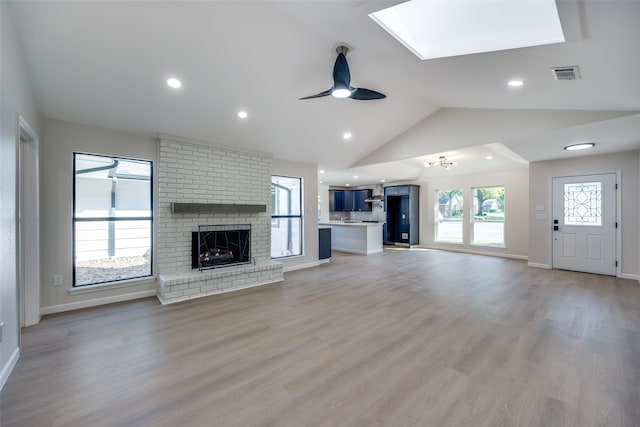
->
552, 174, 616, 275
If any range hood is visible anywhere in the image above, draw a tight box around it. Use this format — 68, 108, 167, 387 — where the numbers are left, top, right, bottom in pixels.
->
364, 195, 384, 202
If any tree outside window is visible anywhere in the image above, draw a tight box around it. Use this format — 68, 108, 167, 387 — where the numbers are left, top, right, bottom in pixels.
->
435, 188, 464, 243
471, 186, 505, 247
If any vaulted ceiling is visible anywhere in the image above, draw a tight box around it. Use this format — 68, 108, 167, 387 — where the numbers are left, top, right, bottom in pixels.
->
9, 1, 640, 185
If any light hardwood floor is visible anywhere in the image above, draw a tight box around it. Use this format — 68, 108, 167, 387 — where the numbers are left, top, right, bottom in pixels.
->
2, 249, 639, 426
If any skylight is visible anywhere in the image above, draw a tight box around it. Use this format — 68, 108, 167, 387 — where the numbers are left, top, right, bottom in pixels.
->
369, 0, 565, 60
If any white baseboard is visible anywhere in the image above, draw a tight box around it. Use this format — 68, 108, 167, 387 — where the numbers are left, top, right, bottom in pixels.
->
1, 347, 20, 392
333, 248, 383, 255
423, 246, 528, 261
527, 262, 551, 269
619, 273, 640, 281
283, 261, 321, 273
40, 289, 157, 315
318, 258, 331, 265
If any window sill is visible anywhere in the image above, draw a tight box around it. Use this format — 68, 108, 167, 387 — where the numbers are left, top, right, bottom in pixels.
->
68, 276, 156, 295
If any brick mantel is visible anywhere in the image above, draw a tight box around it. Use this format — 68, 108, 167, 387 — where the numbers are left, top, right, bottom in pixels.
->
157, 138, 283, 303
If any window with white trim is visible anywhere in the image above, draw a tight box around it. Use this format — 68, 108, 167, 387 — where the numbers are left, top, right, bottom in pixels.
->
435, 188, 464, 243
73, 153, 153, 286
471, 186, 505, 247
271, 175, 302, 258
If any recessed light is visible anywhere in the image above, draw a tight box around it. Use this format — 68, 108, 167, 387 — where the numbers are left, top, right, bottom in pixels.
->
353, 175, 359, 179
380, 179, 386, 183
319, 170, 325, 174
486, 155, 493, 160
564, 143, 595, 151
343, 132, 352, 140
345, 184, 350, 186
318, 180, 323, 184
237, 111, 248, 119
166, 78, 182, 89
508, 80, 525, 87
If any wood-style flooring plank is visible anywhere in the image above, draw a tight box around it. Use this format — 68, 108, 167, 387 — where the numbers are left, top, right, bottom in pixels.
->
1, 249, 639, 426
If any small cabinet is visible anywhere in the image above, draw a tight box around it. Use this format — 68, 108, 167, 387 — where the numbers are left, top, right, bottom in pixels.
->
344, 190, 354, 212
319, 227, 331, 260
353, 189, 373, 212
329, 189, 345, 212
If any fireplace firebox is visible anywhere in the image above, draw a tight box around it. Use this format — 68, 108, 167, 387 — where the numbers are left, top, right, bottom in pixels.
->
192, 224, 251, 270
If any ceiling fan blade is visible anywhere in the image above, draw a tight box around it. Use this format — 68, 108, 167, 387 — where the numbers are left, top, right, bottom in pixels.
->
333, 53, 351, 88
299, 89, 333, 100
350, 87, 386, 100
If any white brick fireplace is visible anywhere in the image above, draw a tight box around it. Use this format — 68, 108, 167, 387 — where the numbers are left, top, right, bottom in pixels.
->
157, 137, 283, 304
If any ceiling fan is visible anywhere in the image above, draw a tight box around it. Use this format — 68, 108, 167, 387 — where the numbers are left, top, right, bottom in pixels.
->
300, 46, 386, 101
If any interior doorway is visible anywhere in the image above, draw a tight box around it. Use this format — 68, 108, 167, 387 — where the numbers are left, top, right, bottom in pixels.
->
551, 173, 617, 276
17, 115, 40, 327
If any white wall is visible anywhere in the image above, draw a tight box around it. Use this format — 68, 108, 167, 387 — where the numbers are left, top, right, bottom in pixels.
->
273, 158, 319, 271
39, 118, 158, 312
529, 151, 639, 277
318, 183, 330, 222
0, 1, 41, 389
417, 168, 530, 259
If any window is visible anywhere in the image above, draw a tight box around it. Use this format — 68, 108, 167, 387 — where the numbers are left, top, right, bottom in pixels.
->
471, 186, 505, 247
435, 188, 463, 243
73, 153, 153, 286
271, 175, 302, 258
564, 181, 602, 226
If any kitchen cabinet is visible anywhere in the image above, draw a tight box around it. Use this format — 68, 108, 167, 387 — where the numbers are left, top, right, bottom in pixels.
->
329, 189, 344, 212
319, 227, 332, 260
329, 188, 373, 212
384, 185, 419, 245
344, 190, 354, 212
353, 189, 373, 212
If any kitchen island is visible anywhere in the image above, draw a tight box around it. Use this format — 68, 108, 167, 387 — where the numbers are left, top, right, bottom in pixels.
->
318, 221, 384, 255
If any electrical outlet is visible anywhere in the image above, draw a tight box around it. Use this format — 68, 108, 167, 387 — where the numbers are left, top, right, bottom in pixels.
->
53, 275, 63, 286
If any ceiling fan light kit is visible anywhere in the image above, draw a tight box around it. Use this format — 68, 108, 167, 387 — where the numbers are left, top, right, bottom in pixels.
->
300, 45, 386, 101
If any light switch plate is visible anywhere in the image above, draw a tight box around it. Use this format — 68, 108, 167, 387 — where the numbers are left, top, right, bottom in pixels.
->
53, 275, 63, 286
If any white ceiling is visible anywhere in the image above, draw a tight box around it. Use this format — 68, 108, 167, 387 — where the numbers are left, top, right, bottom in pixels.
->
9, 0, 640, 186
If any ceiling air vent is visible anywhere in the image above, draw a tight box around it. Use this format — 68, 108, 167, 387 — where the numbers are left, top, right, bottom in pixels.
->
551, 66, 581, 81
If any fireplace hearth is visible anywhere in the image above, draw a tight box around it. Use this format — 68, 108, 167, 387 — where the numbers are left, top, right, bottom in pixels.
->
192, 224, 251, 270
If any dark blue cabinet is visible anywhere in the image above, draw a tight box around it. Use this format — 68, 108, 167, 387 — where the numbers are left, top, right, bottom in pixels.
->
319, 227, 331, 260
329, 189, 345, 212
354, 189, 373, 212
384, 185, 419, 245
344, 190, 354, 212
329, 188, 372, 212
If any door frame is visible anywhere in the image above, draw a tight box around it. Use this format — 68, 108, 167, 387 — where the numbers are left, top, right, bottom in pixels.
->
548, 171, 621, 277
17, 115, 40, 327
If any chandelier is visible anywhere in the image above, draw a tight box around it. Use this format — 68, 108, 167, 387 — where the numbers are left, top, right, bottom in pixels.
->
424, 156, 457, 170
